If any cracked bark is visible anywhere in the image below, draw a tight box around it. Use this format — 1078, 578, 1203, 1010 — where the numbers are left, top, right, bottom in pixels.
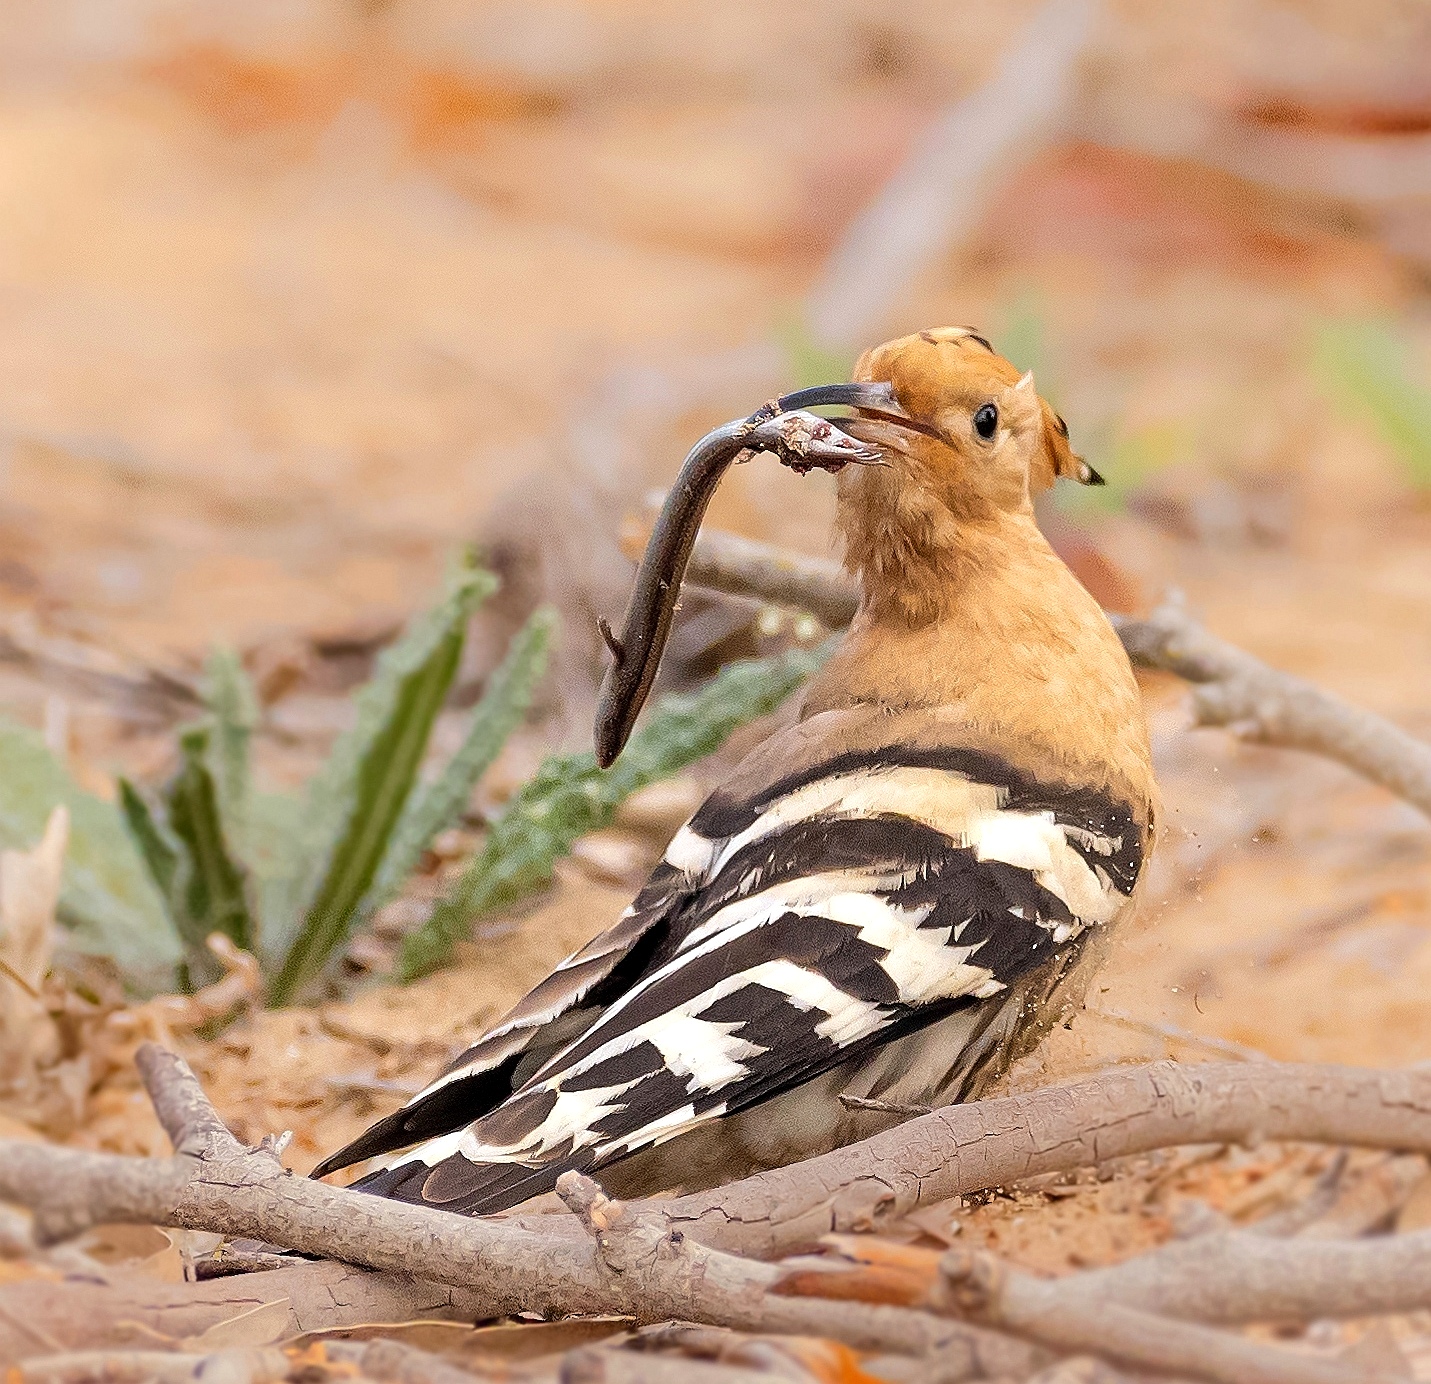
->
0, 1047, 1033, 1376
6, 1057, 1431, 1370
613, 1060, 1431, 1260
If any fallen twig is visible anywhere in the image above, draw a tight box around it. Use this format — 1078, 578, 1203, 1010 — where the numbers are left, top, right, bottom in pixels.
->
681, 528, 1431, 820
9, 1058, 1431, 1286
559, 1348, 786, 1384
683, 530, 855, 631
0, 1045, 1032, 1374
1083, 1007, 1271, 1062
778, 1238, 1396, 1383
806, 0, 1097, 351
1110, 600, 1431, 818
0, 1260, 493, 1364
787, 1205, 1431, 1333
9, 1055, 1431, 1378
1070, 1217, 1431, 1323
935, 1248, 1388, 1384
12, 1348, 291, 1384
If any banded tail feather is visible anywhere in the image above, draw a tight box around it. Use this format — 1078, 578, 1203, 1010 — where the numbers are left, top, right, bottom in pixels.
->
315, 726, 1149, 1215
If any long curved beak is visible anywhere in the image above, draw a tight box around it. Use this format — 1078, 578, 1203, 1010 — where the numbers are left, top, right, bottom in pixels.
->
773, 381, 941, 440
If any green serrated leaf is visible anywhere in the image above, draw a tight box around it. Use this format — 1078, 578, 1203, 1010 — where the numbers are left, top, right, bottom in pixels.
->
367, 604, 555, 916
166, 727, 255, 984
397, 643, 827, 982
1312, 318, 1431, 489
258, 558, 499, 974
0, 719, 177, 993
201, 646, 258, 839
269, 573, 492, 1006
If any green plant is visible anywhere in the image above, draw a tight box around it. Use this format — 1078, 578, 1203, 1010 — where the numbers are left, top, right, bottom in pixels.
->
398, 642, 830, 981
1312, 318, 1431, 489
117, 558, 555, 1006
103, 553, 824, 1006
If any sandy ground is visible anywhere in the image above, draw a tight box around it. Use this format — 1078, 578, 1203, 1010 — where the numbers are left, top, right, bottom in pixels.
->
1, 0, 1430, 1370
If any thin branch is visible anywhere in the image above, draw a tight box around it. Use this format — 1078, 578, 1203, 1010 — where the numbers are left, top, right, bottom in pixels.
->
684, 530, 856, 630
683, 527, 857, 624
1084, 1007, 1271, 1062
838, 1093, 935, 1118
935, 1248, 1383, 1384
682, 528, 1431, 820
1109, 600, 1431, 818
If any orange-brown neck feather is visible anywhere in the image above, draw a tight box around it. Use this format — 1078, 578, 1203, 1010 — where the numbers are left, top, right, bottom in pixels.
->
805, 463, 1154, 818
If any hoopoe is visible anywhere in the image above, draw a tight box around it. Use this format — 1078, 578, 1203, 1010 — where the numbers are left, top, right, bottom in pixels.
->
315, 328, 1156, 1211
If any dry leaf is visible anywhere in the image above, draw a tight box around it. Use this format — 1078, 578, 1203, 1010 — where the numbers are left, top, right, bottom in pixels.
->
0, 805, 67, 992
183, 1297, 293, 1350
77, 1224, 185, 1283
0, 807, 68, 1091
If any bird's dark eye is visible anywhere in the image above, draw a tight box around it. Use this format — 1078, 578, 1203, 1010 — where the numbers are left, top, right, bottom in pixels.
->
973, 403, 998, 440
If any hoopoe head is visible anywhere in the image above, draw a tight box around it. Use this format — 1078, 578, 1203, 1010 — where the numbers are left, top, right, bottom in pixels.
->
828, 327, 1101, 622
845, 326, 1099, 512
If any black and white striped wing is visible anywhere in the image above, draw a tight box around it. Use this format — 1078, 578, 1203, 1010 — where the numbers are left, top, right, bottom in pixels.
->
320, 714, 1145, 1214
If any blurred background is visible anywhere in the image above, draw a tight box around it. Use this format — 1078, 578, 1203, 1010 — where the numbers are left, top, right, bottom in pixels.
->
0, 0, 1430, 1197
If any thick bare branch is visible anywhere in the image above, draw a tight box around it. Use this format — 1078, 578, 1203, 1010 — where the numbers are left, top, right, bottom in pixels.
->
786, 1201, 1431, 1337
12, 1056, 1431, 1310
1072, 1222, 1431, 1324
0, 1261, 493, 1364
637, 1060, 1431, 1259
